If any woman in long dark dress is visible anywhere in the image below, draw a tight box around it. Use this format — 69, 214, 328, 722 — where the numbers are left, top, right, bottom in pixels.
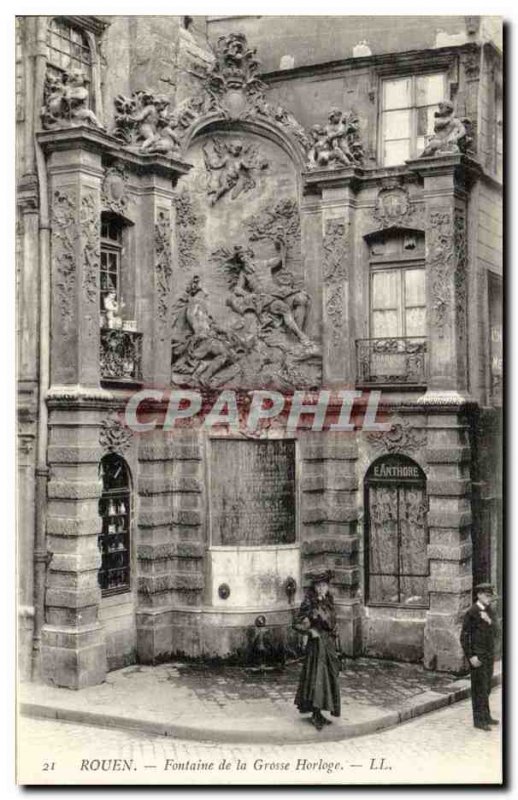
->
293, 571, 341, 730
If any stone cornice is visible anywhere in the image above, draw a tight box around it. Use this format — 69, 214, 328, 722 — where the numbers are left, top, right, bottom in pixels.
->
406, 153, 483, 188
57, 15, 109, 37
262, 43, 480, 85
36, 128, 192, 183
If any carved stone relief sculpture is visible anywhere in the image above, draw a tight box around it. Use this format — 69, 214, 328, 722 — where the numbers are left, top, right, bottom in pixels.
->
171, 200, 320, 390
112, 33, 310, 154
41, 68, 104, 130
307, 108, 364, 169
112, 91, 181, 156
203, 138, 269, 204
419, 100, 472, 157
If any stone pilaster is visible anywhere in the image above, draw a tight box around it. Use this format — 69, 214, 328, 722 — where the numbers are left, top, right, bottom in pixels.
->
139, 182, 176, 389
299, 430, 361, 656
46, 142, 103, 389
407, 154, 480, 400
136, 428, 205, 662
42, 397, 107, 688
318, 174, 357, 387
423, 409, 473, 672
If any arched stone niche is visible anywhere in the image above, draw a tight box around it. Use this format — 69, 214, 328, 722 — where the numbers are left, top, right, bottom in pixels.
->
172, 120, 321, 390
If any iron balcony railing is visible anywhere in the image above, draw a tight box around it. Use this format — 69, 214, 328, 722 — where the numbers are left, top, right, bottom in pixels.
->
100, 328, 143, 384
356, 336, 427, 387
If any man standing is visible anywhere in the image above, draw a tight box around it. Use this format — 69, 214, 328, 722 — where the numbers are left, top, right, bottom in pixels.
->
460, 583, 499, 731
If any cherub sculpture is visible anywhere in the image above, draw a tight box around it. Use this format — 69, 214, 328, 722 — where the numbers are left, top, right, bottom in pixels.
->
202, 138, 268, 205
420, 101, 472, 157
41, 68, 103, 130
306, 108, 364, 169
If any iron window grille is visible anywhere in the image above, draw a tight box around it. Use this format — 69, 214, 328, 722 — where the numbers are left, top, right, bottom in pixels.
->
98, 454, 131, 596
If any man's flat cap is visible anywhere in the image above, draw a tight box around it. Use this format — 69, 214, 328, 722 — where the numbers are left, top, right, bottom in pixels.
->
474, 583, 495, 594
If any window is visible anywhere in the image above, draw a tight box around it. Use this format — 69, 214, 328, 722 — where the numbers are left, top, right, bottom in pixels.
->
380, 73, 446, 166
369, 234, 426, 339
365, 455, 428, 607
100, 216, 123, 314
371, 267, 426, 338
46, 18, 92, 81
98, 454, 131, 595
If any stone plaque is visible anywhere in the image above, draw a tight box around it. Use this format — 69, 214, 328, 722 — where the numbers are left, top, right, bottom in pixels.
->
210, 439, 296, 546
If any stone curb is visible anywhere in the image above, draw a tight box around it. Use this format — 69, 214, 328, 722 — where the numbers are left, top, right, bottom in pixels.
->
19, 668, 501, 745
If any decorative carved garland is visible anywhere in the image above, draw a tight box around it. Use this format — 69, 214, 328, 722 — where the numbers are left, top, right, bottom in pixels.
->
154, 208, 173, 340
80, 192, 100, 306
428, 210, 454, 337
175, 190, 202, 272
323, 218, 349, 284
51, 188, 77, 331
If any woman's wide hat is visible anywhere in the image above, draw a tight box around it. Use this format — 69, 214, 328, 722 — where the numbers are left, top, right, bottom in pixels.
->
309, 569, 334, 586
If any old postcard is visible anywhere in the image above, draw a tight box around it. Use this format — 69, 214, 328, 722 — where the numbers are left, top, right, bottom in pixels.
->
16, 10, 503, 786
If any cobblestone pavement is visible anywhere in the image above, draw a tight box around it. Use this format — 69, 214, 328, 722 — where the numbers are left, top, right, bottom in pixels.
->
17, 688, 502, 785
21, 656, 464, 746
167, 657, 457, 708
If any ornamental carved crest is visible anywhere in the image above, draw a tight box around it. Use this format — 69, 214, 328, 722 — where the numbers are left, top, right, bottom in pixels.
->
365, 416, 426, 455
99, 414, 133, 454
102, 164, 131, 216
112, 33, 310, 154
373, 186, 410, 226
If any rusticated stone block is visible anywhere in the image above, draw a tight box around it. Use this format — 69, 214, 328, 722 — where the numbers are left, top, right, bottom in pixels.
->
427, 479, 471, 496
427, 542, 472, 561
425, 446, 470, 464
171, 508, 202, 526
40, 624, 106, 689
363, 616, 424, 663
428, 574, 473, 594
138, 477, 175, 495
427, 509, 472, 528
302, 537, 358, 556
301, 506, 355, 524
137, 508, 172, 528
171, 476, 203, 493
46, 587, 101, 608
137, 541, 204, 560
170, 442, 202, 460
46, 516, 100, 536
47, 480, 101, 499
47, 446, 102, 463
138, 572, 204, 595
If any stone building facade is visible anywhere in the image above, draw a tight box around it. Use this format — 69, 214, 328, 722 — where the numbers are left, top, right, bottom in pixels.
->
16, 15, 502, 688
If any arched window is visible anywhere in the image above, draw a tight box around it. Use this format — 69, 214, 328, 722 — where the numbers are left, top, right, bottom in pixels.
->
364, 454, 428, 607
98, 454, 132, 595
46, 18, 92, 84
